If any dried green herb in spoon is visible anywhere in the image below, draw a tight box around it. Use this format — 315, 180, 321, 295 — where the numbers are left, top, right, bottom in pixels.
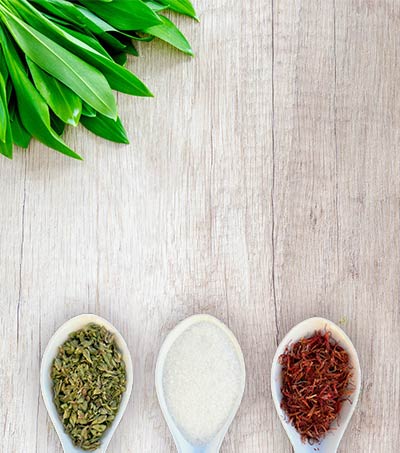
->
51, 323, 127, 451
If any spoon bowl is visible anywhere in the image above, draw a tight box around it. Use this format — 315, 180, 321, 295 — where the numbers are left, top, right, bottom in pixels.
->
40, 314, 133, 453
155, 314, 246, 453
271, 317, 361, 453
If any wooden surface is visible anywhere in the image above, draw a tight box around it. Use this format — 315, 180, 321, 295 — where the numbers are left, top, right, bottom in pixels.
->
1, 1, 400, 452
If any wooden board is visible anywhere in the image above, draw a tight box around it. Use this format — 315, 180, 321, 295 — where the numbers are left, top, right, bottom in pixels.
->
1, 1, 399, 451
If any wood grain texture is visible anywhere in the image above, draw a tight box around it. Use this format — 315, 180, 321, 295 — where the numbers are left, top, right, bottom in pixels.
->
1, 0, 400, 452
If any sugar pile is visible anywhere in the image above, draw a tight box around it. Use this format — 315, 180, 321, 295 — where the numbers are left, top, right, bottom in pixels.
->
162, 320, 244, 445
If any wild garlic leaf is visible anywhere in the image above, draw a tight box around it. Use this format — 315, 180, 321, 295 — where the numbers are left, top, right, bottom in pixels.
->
27, 58, 82, 126
50, 113, 66, 135
0, 128, 12, 158
96, 32, 128, 54
0, 72, 8, 143
81, 113, 129, 144
0, 48, 8, 80
75, 4, 125, 33
143, 1, 169, 13
79, 0, 162, 30
0, 26, 82, 159
74, 5, 144, 49
125, 42, 139, 56
143, 15, 193, 56
0, 71, 12, 158
31, 0, 87, 28
56, 24, 112, 59
157, 0, 197, 19
112, 52, 128, 66
10, 111, 31, 149
2, 10, 117, 119
81, 103, 96, 117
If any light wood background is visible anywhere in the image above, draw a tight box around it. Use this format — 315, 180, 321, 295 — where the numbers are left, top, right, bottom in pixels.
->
1, 1, 400, 452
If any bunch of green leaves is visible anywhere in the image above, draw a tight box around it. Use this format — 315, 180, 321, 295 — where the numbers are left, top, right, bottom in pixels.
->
0, 0, 196, 159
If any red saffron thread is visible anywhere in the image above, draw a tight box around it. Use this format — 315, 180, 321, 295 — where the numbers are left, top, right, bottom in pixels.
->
279, 330, 354, 444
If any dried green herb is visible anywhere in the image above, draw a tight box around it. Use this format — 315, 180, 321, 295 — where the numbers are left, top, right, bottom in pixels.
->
51, 323, 127, 451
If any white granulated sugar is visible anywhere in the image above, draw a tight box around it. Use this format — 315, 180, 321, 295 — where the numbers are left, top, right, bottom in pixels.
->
162, 321, 244, 445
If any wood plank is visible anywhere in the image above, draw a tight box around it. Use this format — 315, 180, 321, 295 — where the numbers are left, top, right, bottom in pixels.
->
272, 0, 339, 449
334, 1, 400, 450
0, 153, 27, 452
273, 1, 400, 451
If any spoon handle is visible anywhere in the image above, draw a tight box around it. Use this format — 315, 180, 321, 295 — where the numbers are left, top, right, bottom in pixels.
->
178, 445, 219, 453
294, 447, 336, 453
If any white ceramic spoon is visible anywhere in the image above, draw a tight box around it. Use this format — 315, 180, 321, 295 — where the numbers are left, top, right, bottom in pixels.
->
40, 314, 133, 453
155, 314, 246, 453
271, 317, 361, 453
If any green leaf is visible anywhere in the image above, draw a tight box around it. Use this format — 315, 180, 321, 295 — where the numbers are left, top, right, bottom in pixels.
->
125, 42, 139, 56
81, 113, 129, 144
0, 26, 81, 159
31, 0, 87, 28
0, 72, 8, 143
143, 15, 193, 55
41, 13, 72, 28
143, 1, 169, 13
57, 3, 141, 49
0, 71, 12, 158
82, 102, 97, 117
1, 9, 117, 119
78, 0, 162, 30
99, 32, 128, 53
75, 4, 123, 33
0, 48, 8, 80
27, 58, 82, 126
50, 113, 66, 135
112, 52, 128, 66
56, 24, 112, 59
10, 111, 31, 148
158, 0, 197, 19
0, 131, 12, 158
5, 78, 12, 103
14, 0, 153, 96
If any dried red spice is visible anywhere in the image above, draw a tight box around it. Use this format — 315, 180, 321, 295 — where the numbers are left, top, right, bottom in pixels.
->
279, 330, 353, 444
